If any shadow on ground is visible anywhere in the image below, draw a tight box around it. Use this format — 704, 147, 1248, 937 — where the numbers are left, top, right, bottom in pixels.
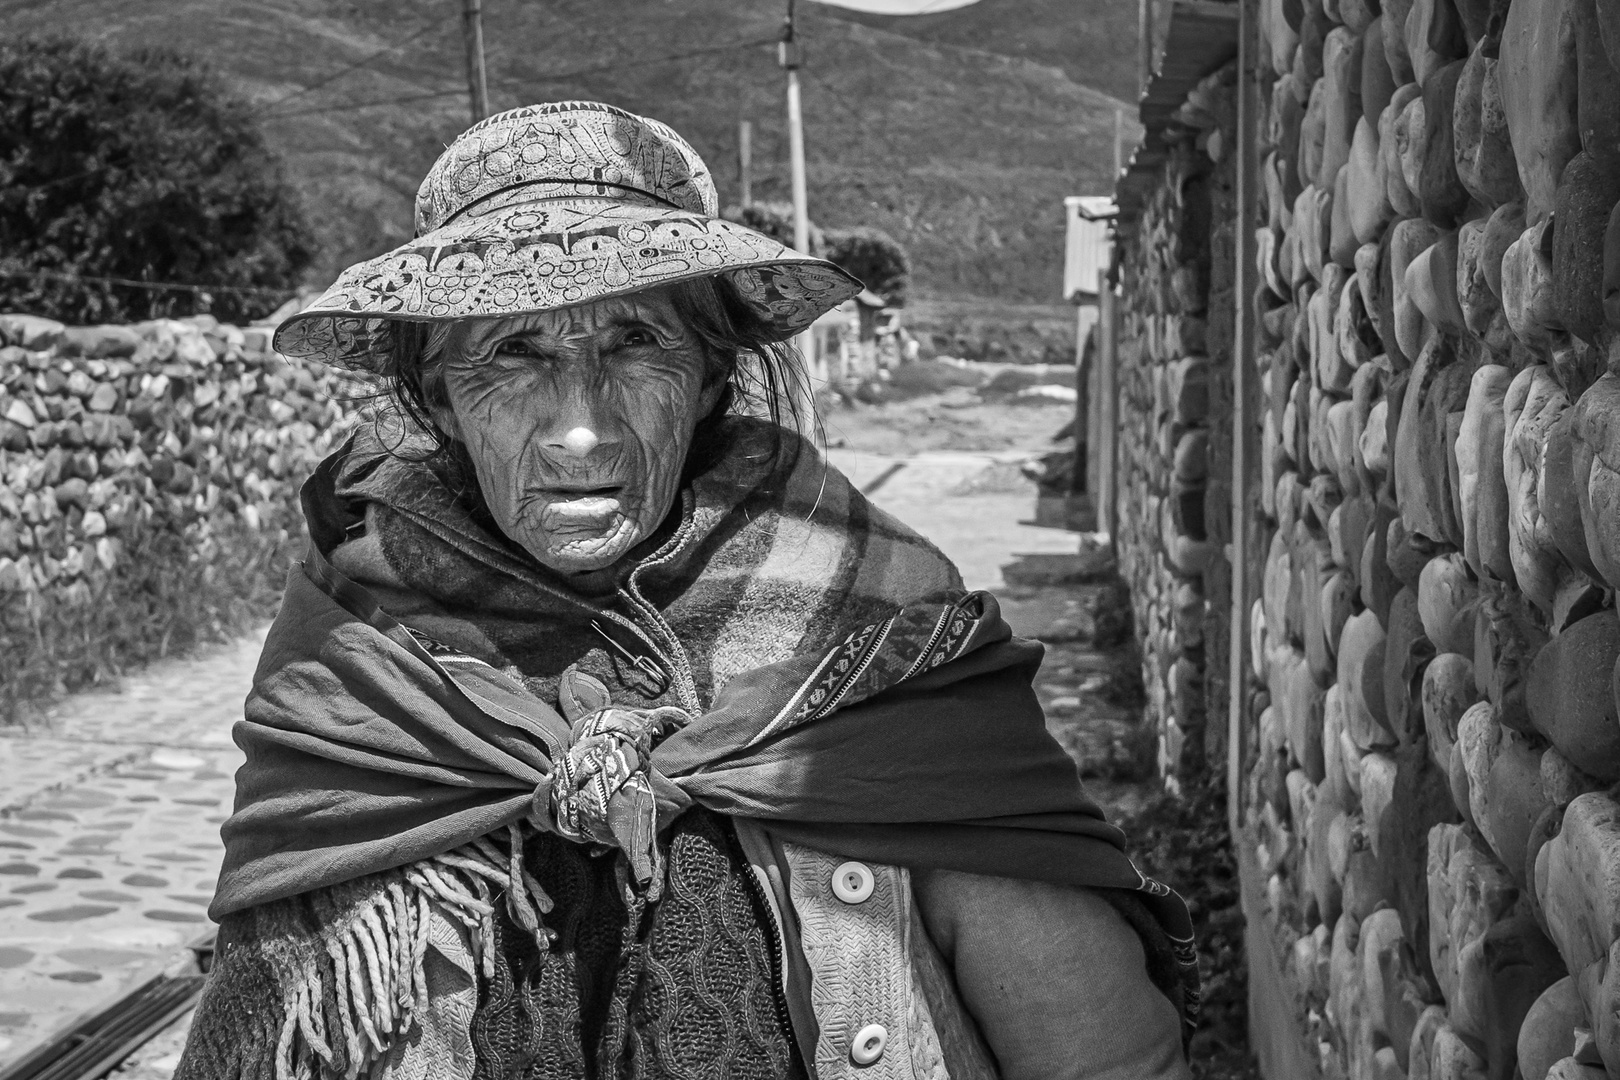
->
1004, 550, 1257, 1080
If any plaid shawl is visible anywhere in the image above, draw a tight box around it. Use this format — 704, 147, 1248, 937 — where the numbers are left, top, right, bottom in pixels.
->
199, 418, 1197, 1077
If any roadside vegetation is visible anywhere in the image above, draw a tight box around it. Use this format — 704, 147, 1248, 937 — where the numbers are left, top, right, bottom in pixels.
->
0, 35, 315, 324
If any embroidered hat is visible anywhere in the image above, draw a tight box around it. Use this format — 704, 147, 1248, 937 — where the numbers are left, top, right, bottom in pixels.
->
273, 101, 863, 370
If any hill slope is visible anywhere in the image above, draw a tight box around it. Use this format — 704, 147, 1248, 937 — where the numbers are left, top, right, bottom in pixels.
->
810, 0, 1142, 103
0, 0, 1139, 304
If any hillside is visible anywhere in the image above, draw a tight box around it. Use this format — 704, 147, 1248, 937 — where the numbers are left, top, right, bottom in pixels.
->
810, 0, 1141, 103
0, 0, 1140, 305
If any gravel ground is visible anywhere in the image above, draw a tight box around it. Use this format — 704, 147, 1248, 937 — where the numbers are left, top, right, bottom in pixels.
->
822, 386, 1075, 456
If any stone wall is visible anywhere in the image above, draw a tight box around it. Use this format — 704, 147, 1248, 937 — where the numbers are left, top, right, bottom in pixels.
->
1116, 0, 1620, 1074
1115, 63, 1239, 785
0, 313, 360, 720
1235, 0, 1620, 1077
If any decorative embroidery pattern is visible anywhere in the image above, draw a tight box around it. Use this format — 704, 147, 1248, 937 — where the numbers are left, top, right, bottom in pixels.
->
414, 101, 717, 230
274, 102, 861, 369
924, 594, 983, 672
751, 593, 991, 748
754, 616, 894, 744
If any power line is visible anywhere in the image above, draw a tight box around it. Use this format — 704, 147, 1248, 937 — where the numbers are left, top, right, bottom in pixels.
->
802, 65, 875, 132
266, 86, 467, 120
264, 36, 779, 120
254, 13, 459, 119
0, 266, 294, 300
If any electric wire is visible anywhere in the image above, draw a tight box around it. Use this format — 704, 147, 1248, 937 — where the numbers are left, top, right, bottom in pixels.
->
264, 36, 779, 120
253, 12, 460, 119
0, 266, 295, 300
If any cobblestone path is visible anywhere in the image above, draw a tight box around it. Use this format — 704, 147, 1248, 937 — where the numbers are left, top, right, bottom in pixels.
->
0, 631, 263, 1069
0, 449, 1147, 1076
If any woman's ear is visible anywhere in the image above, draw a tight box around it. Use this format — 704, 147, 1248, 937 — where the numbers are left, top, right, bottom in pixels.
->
429, 403, 463, 441
697, 375, 728, 420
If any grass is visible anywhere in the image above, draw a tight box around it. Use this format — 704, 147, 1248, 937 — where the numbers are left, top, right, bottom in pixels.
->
1078, 572, 1258, 1080
1116, 775, 1258, 1080
0, 511, 296, 725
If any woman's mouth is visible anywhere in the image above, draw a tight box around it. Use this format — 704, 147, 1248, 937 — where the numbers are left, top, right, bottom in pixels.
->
556, 485, 622, 497
536, 488, 627, 532
534, 483, 625, 509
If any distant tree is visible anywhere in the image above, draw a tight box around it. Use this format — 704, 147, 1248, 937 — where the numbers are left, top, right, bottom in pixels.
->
723, 205, 909, 306
823, 226, 909, 306
721, 201, 827, 257
0, 36, 317, 325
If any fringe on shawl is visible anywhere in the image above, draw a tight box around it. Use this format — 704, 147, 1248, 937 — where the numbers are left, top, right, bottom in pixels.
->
245, 824, 554, 1080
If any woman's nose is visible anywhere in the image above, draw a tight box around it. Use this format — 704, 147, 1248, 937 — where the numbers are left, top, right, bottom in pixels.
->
556, 426, 599, 456
542, 364, 613, 457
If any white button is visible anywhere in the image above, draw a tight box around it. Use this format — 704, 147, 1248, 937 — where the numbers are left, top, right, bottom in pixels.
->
832, 861, 875, 904
850, 1022, 888, 1065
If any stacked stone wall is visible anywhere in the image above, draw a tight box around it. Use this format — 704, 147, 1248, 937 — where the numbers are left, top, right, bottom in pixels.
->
1118, 0, 1620, 1074
0, 313, 361, 720
1231, 0, 1620, 1077
1116, 64, 1239, 785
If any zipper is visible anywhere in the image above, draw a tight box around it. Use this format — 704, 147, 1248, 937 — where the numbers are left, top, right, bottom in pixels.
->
617, 489, 705, 714
732, 826, 808, 1079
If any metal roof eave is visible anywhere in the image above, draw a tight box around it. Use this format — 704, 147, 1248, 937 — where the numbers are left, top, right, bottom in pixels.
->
1112, 0, 1240, 226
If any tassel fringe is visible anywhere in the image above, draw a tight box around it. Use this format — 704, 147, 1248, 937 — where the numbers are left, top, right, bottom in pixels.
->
261, 823, 553, 1080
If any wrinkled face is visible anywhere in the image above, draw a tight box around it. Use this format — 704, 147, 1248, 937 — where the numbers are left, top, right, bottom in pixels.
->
432, 290, 724, 576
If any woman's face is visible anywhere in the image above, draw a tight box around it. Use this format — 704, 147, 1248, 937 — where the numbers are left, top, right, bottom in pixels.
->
432, 289, 724, 576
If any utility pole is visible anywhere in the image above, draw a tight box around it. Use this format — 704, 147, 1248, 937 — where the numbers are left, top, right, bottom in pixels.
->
781, 1, 809, 257
780, 0, 821, 406
462, 0, 490, 124
738, 120, 754, 207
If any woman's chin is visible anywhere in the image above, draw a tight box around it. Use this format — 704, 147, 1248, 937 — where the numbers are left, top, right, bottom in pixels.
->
525, 528, 641, 576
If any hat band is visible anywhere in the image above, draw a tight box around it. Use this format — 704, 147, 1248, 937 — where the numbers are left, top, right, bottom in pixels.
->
433, 178, 687, 232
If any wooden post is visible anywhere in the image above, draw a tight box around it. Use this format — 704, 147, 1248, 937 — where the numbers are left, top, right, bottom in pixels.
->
1072, 305, 1092, 503
738, 120, 754, 207
1098, 262, 1119, 543
1114, 106, 1125, 178
1139, 0, 1155, 96
462, 0, 490, 124
1228, 0, 1262, 840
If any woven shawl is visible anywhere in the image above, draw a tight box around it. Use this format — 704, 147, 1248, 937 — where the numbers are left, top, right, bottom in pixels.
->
201, 417, 1197, 1077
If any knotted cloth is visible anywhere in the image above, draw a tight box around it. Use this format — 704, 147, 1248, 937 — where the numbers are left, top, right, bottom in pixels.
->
546, 671, 687, 894
196, 418, 1199, 1078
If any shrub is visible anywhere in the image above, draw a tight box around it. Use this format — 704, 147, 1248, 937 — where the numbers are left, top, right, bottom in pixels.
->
721, 201, 826, 257
1115, 776, 1257, 1080
823, 226, 910, 306
721, 206, 909, 305
0, 36, 317, 326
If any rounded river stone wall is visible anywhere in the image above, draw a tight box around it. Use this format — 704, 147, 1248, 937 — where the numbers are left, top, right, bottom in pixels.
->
0, 312, 362, 719
1116, 63, 1241, 787
1118, 0, 1620, 1077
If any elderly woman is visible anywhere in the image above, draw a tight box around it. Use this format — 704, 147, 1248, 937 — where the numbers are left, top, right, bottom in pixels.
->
178, 102, 1195, 1080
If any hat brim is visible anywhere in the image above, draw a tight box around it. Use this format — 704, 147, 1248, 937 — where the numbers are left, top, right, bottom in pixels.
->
273, 197, 864, 370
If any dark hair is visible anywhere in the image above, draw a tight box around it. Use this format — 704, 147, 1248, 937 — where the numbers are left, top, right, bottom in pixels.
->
373, 274, 813, 481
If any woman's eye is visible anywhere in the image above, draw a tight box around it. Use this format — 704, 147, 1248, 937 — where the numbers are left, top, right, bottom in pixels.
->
620, 327, 657, 348
497, 338, 539, 358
